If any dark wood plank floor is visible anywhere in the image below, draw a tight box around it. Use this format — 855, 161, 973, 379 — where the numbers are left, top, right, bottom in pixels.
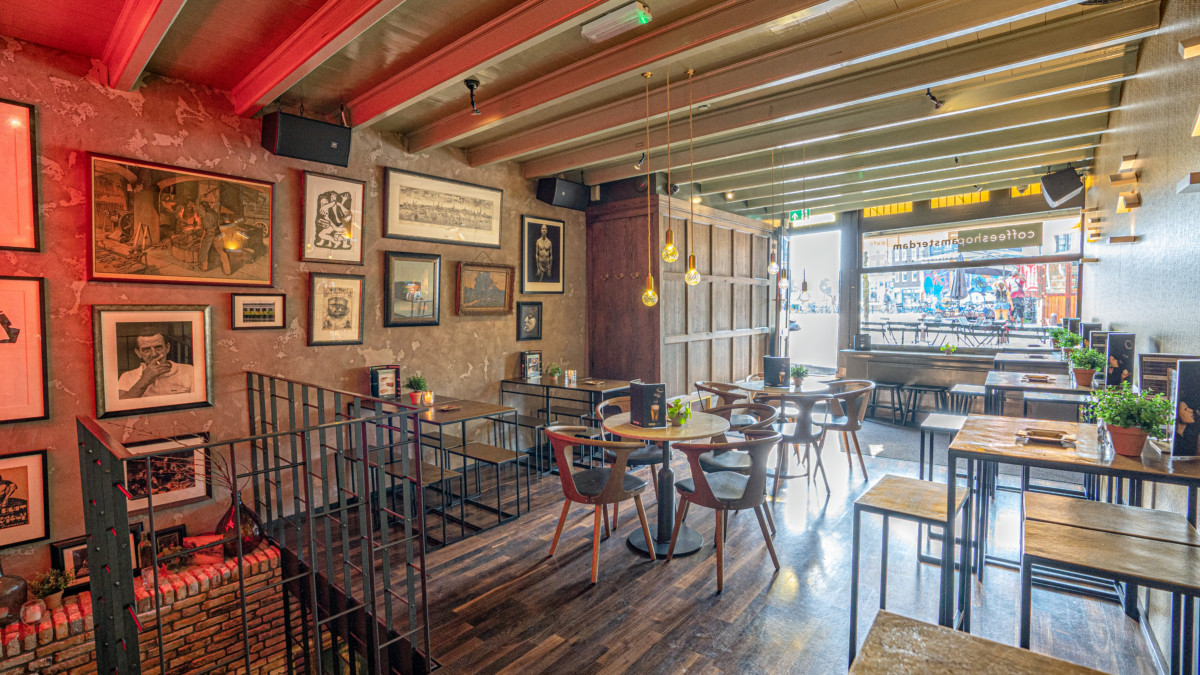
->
421, 440, 1158, 674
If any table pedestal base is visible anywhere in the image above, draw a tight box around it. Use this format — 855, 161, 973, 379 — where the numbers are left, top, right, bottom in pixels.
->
627, 524, 703, 558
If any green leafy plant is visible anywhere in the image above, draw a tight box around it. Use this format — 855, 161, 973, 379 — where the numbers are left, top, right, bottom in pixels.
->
30, 569, 73, 599
544, 362, 563, 378
1088, 382, 1173, 437
403, 375, 427, 392
790, 364, 808, 378
1059, 332, 1083, 349
1048, 327, 1068, 346
667, 398, 692, 424
1069, 348, 1105, 370
940, 343, 957, 355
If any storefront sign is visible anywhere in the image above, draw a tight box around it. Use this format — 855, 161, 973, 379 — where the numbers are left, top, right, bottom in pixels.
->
890, 222, 1043, 253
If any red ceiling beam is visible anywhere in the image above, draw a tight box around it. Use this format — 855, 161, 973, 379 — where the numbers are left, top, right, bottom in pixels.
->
100, 0, 188, 90
231, 0, 409, 117
348, 0, 617, 128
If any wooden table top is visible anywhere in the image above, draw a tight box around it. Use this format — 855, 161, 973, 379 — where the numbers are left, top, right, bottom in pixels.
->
1025, 520, 1200, 595
735, 379, 831, 394
984, 370, 1091, 394
850, 610, 1104, 674
602, 411, 730, 443
993, 352, 1065, 364
502, 376, 632, 393
419, 398, 515, 425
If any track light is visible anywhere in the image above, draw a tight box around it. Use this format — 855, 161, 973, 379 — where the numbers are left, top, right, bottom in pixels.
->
926, 88, 944, 110
724, 191, 735, 201
633, 152, 645, 170
464, 79, 482, 115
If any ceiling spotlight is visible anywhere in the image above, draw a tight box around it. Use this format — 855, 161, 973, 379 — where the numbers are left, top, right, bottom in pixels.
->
692, 196, 702, 204
973, 184, 982, 192
669, 183, 681, 195
464, 79, 482, 115
581, 2, 652, 43
724, 191, 735, 201
633, 152, 646, 170
925, 88, 944, 110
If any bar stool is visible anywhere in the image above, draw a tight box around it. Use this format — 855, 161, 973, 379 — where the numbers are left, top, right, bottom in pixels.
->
949, 384, 987, 414
849, 474, 969, 665
866, 382, 906, 424
918, 413, 968, 481
903, 384, 949, 425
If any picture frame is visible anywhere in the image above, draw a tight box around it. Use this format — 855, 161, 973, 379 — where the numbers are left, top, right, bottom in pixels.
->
302, 172, 365, 265
309, 273, 364, 345
122, 433, 212, 513
383, 168, 502, 248
455, 262, 514, 316
370, 365, 399, 399
150, 524, 188, 555
0, 99, 40, 252
0, 276, 48, 424
516, 301, 542, 341
0, 449, 48, 549
89, 154, 274, 286
521, 216, 564, 294
51, 522, 143, 592
230, 293, 286, 330
92, 305, 213, 418
384, 251, 440, 327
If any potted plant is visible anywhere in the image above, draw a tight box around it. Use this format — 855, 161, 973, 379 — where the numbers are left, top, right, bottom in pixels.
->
940, 344, 957, 356
1088, 382, 1173, 457
29, 569, 72, 610
790, 364, 808, 388
1058, 331, 1082, 359
1068, 348, 1105, 386
1048, 326, 1068, 348
544, 362, 563, 379
403, 375, 428, 405
667, 398, 692, 427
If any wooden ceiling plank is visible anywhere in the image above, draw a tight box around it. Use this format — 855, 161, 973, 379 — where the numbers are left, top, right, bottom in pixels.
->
402, 0, 824, 151
100, 0, 188, 90
231, 0, 411, 117
522, 0, 1159, 180
467, 0, 1083, 166
348, 0, 635, 128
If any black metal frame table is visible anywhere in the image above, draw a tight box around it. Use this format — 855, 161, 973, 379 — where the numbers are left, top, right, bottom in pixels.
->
500, 376, 631, 468
983, 371, 1092, 416
993, 351, 1069, 374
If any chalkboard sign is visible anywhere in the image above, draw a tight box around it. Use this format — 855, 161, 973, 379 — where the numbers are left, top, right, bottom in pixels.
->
1065, 318, 1081, 334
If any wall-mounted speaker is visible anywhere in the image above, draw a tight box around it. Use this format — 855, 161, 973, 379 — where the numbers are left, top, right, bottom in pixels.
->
261, 112, 351, 167
536, 178, 589, 211
1040, 168, 1083, 207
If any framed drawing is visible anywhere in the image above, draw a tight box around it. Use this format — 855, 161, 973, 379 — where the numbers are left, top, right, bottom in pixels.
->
51, 522, 142, 592
0, 99, 39, 252
384, 251, 440, 327
123, 433, 211, 513
521, 216, 564, 294
455, 262, 514, 316
516, 301, 542, 341
0, 276, 48, 424
302, 172, 364, 265
309, 273, 364, 345
231, 293, 285, 330
0, 449, 48, 549
383, 168, 502, 248
89, 154, 274, 286
92, 305, 213, 418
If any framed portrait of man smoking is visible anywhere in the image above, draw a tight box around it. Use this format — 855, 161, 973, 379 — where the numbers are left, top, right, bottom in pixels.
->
521, 215, 564, 294
92, 305, 213, 418
309, 273, 364, 345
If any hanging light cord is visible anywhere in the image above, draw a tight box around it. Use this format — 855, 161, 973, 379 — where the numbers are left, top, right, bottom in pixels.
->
665, 68, 671, 239
644, 72, 652, 282
687, 69, 695, 259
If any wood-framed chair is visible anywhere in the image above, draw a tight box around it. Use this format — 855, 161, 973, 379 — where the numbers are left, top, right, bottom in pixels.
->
694, 381, 754, 425
759, 391, 831, 495
816, 380, 876, 481
697, 402, 781, 535
597, 396, 664, 501
544, 426, 656, 583
666, 429, 784, 591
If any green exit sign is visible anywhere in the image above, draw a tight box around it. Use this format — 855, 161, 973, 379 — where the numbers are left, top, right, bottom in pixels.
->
788, 210, 810, 223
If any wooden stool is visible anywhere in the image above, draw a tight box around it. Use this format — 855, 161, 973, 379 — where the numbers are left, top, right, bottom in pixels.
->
949, 384, 987, 414
903, 384, 949, 425
866, 382, 906, 425
850, 475, 969, 664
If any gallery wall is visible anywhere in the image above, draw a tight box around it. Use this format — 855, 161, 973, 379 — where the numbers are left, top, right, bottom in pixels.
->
0, 36, 587, 576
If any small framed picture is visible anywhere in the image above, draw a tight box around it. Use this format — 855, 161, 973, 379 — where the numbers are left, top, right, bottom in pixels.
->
455, 262, 514, 316
92, 305, 213, 418
151, 524, 188, 555
0, 449, 48, 549
521, 216, 564, 294
0, 99, 39, 252
123, 433, 211, 513
384, 251, 440, 327
309, 273, 364, 346
370, 365, 399, 399
516, 301, 542, 341
231, 293, 285, 330
0, 276, 48, 424
302, 172, 365, 265
51, 523, 143, 593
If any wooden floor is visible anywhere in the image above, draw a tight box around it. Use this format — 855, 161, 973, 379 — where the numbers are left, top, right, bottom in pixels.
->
421, 440, 1159, 674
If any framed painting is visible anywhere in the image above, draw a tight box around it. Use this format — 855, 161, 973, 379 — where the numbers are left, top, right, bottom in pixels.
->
92, 305, 213, 418
123, 433, 211, 513
51, 522, 142, 592
521, 216, 564, 294
231, 293, 286, 330
0, 449, 48, 549
302, 172, 364, 265
455, 262, 514, 316
384, 251, 440, 327
89, 154, 274, 286
0, 99, 39, 252
309, 273, 364, 345
516, 301, 542, 341
383, 168, 502, 248
0, 276, 48, 424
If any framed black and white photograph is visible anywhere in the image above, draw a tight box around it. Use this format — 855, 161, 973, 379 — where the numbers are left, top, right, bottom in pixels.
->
516, 301, 542, 341
0, 276, 48, 424
302, 172, 364, 265
0, 99, 39, 252
0, 449, 48, 549
384, 251, 440, 327
309, 273, 364, 345
370, 365, 399, 398
521, 215, 564, 294
92, 305, 213, 418
123, 433, 211, 513
455, 262, 514, 316
231, 293, 285, 330
383, 168, 502, 248
51, 522, 142, 592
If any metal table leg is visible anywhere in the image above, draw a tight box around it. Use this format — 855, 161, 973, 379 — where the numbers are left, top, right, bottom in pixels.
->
628, 440, 701, 557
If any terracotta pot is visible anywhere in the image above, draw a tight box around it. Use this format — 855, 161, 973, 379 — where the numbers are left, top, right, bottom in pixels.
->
1072, 368, 1096, 386
1107, 424, 1149, 457
215, 500, 265, 558
669, 414, 687, 427
42, 591, 62, 610
409, 391, 421, 405
791, 376, 804, 388
1062, 347, 1074, 360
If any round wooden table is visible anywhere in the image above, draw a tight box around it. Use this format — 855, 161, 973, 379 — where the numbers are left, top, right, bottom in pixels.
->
603, 411, 730, 557
735, 379, 831, 395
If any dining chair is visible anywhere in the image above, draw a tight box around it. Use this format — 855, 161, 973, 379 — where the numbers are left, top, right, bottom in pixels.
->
597, 396, 663, 501
694, 381, 754, 425
544, 426, 656, 583
816, 380, 876, 481
697, 402, 781, 535
666, 429, 784, 592
760, 392, 831, 495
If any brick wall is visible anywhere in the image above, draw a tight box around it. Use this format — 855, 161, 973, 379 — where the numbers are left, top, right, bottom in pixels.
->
0, 546, 288, 675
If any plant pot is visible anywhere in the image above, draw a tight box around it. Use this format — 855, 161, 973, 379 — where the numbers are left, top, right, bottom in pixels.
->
1107, 423, 1149, 457
669, 415, 687, 427
1062, 347, 1074, 360
42, 591, 62, 610
215, 500, 265, 558
1072, 368, 1097, 386
791, 376, 804, 388
19, 599, 43, 625
409, 391, 421, 405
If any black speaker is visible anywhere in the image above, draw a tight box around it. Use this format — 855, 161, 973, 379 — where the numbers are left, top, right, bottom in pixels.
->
1040, 168, 1083, 207
536, 178, 589, 211
261, 112, 351, 167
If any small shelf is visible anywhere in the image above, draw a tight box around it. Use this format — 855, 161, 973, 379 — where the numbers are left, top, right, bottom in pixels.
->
1178, 172, 1200, 195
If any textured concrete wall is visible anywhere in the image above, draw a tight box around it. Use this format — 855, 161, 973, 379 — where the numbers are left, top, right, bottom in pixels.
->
0, 37, 586, 577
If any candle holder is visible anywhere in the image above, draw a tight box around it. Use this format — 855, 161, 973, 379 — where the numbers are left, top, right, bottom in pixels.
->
422, 391, 435, 406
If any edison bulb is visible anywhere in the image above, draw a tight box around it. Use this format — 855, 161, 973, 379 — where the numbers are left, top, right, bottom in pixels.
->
684, 255, 700, 286
767, 257, 780, 275
778, 270, 789, 291
662, 229, 680, 262
800, 291, 811, 302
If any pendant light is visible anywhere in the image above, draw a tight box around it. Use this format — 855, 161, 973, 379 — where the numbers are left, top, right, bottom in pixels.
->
640, 71, 658, 307
683, 69, 700, 287
799, 268, 811, 302
767, 147, 780, 274
778, 268, 789, 290
661, 69, 678, 263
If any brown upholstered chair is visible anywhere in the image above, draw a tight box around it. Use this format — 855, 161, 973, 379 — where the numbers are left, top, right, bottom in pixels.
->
694, 381, 755, 425
695, 403, 780, 473
545, 426, 656, 583
815, 380, 876, 481
597, 396, 664, 501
